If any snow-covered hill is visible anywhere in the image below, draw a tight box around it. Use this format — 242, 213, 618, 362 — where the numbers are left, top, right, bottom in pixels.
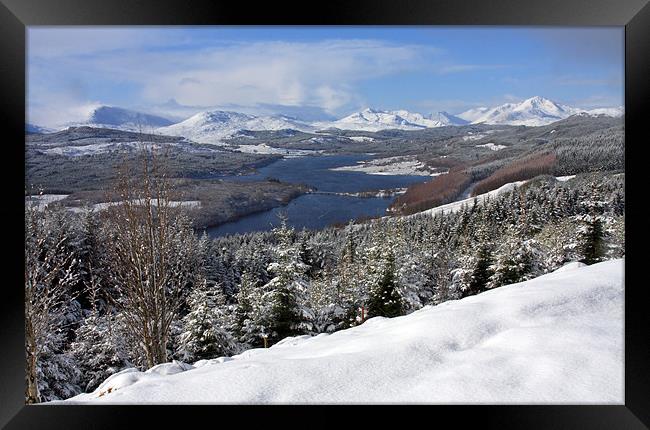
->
65, 259, 623, 404
457, 96, 623, 126
157, 110, 315, 144
62, 106, 174, 132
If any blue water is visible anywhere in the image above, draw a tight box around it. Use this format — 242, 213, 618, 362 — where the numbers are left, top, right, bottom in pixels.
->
206, 154, 430, 237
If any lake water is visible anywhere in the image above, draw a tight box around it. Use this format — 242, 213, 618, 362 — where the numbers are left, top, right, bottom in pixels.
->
205, 154, 430, 237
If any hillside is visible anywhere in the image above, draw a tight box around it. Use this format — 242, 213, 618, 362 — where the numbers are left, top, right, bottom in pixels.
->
64, 259, 623, 404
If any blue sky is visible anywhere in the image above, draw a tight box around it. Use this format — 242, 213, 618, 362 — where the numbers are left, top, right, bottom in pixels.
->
27, 26, 624, 126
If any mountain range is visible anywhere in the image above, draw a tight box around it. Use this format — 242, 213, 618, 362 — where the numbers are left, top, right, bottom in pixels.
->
456, 96, 622, 127
31, 97, 623, 142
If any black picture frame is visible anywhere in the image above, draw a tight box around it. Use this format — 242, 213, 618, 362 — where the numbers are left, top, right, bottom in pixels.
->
1, 0, 648, 428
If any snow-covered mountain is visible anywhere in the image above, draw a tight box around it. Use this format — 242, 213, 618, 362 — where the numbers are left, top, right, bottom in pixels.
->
430, 111, 470, 126
64, 259, 623, 404
157, 110, 314, 144
456, 106, 491, 123
62, 106, 174, 132
158, 100, 621, 141
40, 97, 622, 140
317, 108, 468, 132
584, 106, 624, 117
457, 96, 622, 126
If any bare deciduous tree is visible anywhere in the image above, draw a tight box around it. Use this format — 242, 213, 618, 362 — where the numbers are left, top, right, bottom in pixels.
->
102, 145, 202, 368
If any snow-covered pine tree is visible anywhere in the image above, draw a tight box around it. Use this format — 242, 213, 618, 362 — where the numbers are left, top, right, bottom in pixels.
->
487, 235, 535, 289
605, 216, 625, 259
575, 182, 610, 265
396, 250, 432, 312
394, 219, 429, 312
332, 226, 365, 328
575, 213, 607, 265
464, 225, 495, 297
178, 280, 238, 362
262, 216, 313, 344
69, 312, 131, 392
234, 270, 269, 347
367, 251, 403, 318
365, 229, 404, 319
308, 269, 346, 333
36, 346, 81, 402
431, 248, 461, 305
487, 211, 543, 289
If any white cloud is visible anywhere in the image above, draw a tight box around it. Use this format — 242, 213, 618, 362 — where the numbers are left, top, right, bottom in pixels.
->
134, 40, 430, 111
28, 36, 439, 125
26, 91, 103, 127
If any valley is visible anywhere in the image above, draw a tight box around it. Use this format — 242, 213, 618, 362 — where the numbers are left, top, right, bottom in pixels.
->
26, 98, 624, 235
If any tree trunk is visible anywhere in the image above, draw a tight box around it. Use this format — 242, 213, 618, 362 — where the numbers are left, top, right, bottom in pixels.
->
25, 317, 40, 404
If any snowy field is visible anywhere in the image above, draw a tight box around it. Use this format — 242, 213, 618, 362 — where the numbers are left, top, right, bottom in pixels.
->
25, 194, 69, 209
66, 199, 201, 214
475, 143, 507, 151
347, 136, 375, 142
330, 156, 444, 176
63, 259, 623, 404
42, 141, 163, 157
235, 143, 322, 157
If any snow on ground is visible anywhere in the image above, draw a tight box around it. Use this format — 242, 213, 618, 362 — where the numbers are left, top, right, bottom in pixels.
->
462, 133, 486, 141
64, 259, 623, 404
25, 194, 69, 209
553, 261, 587, 273
412, 180, 528, 218
68, 199, 201, 213
322, 188, 408, 198
330, 156, 444, 176
475, 143, 507, 151
94, 200, 201, 210
411, 175, 574, 219
235, 144, 321, 157
42, 141, 163, 157
348, 136, 375, 142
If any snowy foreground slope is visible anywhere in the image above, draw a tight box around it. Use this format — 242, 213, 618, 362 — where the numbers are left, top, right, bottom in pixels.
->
65, 260, 623, 404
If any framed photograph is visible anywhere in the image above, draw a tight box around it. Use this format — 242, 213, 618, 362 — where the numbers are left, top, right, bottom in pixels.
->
2, 0, 649, 427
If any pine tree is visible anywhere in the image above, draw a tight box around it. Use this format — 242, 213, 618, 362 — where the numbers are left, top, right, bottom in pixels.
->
367, 250, 404, 318
178, 280, 237, 362
70, 312, 130, 392
36, 346, 81, 402
262, 216, 313, 344
488, 236, 540, 289
234, 271, 269, 347
333, 228, 364, 328
308, 270, 349, 333
431, 249, 461, 305
364, 227, 404, 319
466, 244, 494, 296
576, 214, 607, 265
